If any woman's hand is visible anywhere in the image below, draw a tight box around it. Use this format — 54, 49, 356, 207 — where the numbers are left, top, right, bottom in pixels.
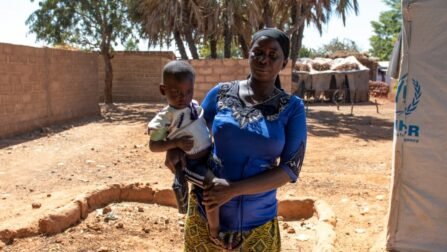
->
164, 148, 186, 174
202, 183, 238, 211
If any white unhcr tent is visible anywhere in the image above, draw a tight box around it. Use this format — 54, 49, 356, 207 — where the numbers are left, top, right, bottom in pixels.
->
387, 0, 447, 251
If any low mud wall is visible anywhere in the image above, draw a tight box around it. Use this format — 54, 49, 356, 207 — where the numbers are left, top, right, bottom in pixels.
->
0, 183, 336, 251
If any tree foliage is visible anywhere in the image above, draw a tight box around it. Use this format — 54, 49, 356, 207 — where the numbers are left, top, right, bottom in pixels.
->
317, 38, 360, 56
127, 0, 359, 62
124, 40, 140, 51
299, 38, 359, 58
369, 0, 401, 60
127, 0, 204, 59
298, 46, 317, 58
27, 0, 137, 104
199, 39, 242, 59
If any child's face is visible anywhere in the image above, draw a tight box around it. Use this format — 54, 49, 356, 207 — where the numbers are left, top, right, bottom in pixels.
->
160, 77, 194, 109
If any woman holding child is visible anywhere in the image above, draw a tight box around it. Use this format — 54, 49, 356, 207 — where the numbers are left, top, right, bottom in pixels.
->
165, 28, 307, 251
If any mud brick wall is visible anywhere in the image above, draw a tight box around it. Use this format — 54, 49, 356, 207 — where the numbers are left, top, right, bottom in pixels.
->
0, 43, 99, 139
190, 59, 292, 102
97, 57, 292, 103
0, 45, 293, 138
98, 51, 176, 102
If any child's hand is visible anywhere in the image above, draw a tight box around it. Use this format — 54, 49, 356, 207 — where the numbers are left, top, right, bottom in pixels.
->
176, 136, 194, 151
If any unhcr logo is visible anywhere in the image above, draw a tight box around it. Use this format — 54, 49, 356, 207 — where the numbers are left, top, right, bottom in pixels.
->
396, 74, 422, 115
395, 74, 422, 143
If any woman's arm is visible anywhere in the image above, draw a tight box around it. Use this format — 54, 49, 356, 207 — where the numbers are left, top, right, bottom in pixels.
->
203, 166, 290, 211
231, 166, 290, 195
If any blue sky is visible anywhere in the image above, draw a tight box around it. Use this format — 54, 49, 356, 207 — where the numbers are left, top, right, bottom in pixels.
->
0, 0, 388, 53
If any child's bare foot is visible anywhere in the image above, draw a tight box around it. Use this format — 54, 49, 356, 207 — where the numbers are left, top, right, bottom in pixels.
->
209, 231, 243, 250
209, 226, 219, 240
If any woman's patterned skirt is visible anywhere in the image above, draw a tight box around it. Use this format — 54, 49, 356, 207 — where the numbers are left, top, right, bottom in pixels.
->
183, 193, 281, 252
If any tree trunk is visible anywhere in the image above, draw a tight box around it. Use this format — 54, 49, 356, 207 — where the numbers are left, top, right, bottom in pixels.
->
262, 0, 273, 27
210, 38, 217, 59
290, 1, 305, 71
223, 10, 232, 58
238, 33, 249, 58
184, 31, 199, 59
102, 51, 113, 104
291, 24, 305, 65
174, 31, 188, 60
223, 25, 232, 58
290, 2, 299, 63
181, 0, 199, 59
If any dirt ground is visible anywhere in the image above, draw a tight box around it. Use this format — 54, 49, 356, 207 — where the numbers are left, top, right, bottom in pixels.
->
0, 99, 394, 252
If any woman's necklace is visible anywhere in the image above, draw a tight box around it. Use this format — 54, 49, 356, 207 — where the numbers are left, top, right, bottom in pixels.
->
246, 80, 276, 105
246, 82, 257, 104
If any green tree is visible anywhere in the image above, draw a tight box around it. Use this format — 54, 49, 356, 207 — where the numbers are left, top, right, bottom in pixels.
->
124, 40, 140, 51
199, 38, 242, 59
369, 0, 401, 60
26, 0, 137, 104
298, 46, 317, 58
317, 38, 360, 56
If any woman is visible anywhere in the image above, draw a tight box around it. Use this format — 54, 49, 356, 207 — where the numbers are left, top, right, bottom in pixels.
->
166, 28, 307, 251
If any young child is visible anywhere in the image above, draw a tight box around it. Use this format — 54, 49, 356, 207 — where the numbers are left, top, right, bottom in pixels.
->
148, 60, 228, 241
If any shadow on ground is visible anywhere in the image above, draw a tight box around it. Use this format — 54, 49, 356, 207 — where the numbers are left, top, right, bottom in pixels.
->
1, 102, 391, 149
0, 115, 102, 149
100, 103, 163, 124
306, 107, 394, 141
0, 103, 164, 149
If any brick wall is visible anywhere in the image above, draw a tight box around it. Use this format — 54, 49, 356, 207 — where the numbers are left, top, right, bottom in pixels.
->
0, 43, 99, 139
0, 44, 294, 138
97, 56, 292, 103
98, 51, 176, 102
190, 59, 292, 102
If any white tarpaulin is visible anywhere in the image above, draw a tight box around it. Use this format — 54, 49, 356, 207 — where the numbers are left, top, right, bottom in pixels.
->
293, 56, 370, 102
387, 0, 447, 251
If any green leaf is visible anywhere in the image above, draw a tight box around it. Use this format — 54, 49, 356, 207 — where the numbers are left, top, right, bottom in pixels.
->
369, 0, 401, 60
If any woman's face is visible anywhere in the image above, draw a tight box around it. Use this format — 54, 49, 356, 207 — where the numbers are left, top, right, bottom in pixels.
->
249, 36, 287, 83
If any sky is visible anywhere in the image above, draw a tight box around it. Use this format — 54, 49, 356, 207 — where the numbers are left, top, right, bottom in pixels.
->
0, 0, 388, 54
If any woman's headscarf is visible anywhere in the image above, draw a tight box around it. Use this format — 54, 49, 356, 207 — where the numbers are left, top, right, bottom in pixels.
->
251, 28, 290, 89
251, 28, 290, 60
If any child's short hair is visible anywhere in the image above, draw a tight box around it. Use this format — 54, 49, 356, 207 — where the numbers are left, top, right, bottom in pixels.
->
162, 60, 195, 84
